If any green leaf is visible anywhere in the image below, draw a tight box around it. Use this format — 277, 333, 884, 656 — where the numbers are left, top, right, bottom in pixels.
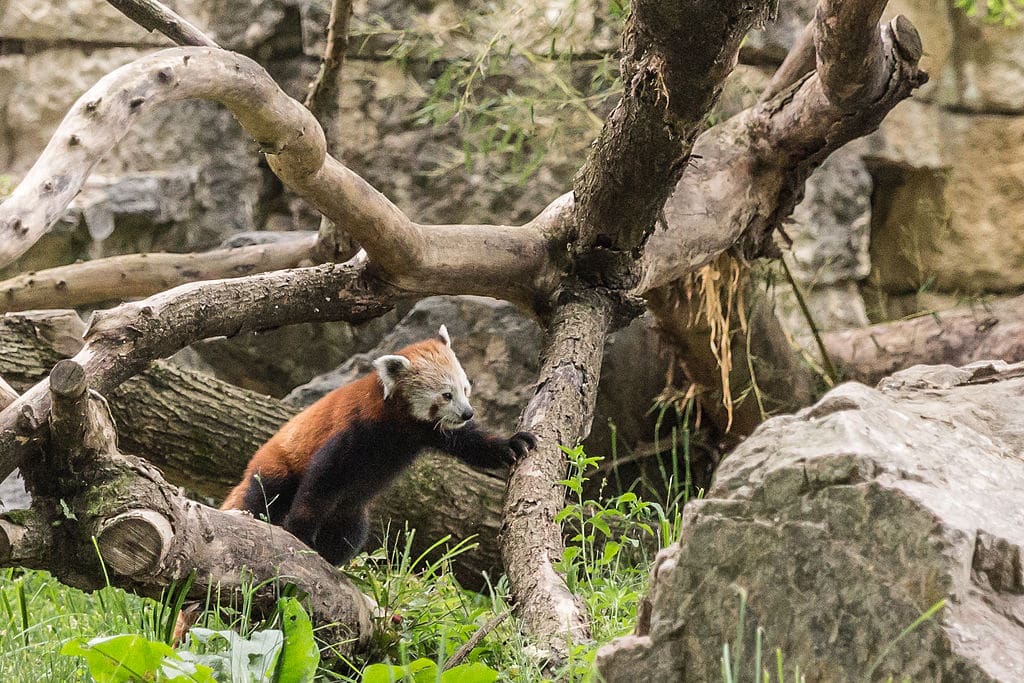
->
274, 597, 320, 683
440, 662, 499, 683
601, 541, 621, 565
361, 658, 438, 683
361, 662, 405, 683
589, 515, 612, 538
61, 634, 175, 683
188, 626, 283, 683
409, 658, 440, 682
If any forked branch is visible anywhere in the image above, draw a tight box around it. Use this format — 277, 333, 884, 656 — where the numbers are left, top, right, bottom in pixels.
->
0, 48, 555, 304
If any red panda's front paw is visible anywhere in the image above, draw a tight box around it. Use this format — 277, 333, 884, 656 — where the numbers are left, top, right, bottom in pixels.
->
507, 431, 538, 461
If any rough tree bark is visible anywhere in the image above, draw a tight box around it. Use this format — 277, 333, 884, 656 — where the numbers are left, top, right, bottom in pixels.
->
0, 0, 929, 666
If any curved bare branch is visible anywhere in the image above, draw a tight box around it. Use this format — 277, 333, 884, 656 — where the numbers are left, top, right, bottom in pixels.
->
0, 48, 556, 304
0, 234, 318, 313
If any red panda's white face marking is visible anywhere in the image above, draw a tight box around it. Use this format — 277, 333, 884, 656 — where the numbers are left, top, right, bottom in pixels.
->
373, 325, 474, 429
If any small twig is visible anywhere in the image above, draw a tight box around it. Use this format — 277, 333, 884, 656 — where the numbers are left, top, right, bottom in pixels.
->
304, 0, 354, 128
104, 0, 219, 48
780, 257, 839, 387
443, 610, 510, 671
306, 0, 358, 260
760, 20, 816, 101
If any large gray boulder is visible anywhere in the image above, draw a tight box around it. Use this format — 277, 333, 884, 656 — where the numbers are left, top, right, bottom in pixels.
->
597, 361, 1024, 682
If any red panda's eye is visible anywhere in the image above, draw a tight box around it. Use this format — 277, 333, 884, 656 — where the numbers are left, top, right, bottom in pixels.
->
442, 392, 453, 401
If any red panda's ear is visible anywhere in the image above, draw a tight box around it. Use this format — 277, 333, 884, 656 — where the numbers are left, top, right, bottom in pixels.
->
437, 324, 451, 347
373, 354, 412, 399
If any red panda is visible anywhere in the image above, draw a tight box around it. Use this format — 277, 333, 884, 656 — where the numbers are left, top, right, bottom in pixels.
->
221, 324, 537, 565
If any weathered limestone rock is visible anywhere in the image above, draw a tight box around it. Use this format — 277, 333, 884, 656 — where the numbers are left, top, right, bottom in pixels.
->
865, 101, 1024, 294
783, 146, 873, 331
597, 361, 1024, 682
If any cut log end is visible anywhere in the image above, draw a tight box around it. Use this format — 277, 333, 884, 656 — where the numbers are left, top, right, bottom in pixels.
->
890, 15, 923, 63
50, 359, 87, 399
96, 509, 173, 576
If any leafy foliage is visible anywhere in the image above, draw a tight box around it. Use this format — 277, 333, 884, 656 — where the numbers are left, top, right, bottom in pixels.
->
350, 2, 624, 193
955, 0, 1024, 24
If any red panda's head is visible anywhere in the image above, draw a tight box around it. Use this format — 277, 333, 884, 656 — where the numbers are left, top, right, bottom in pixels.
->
372, 325, 474, 428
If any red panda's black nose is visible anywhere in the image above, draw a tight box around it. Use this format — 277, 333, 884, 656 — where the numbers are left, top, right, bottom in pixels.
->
461, 408, 474, 422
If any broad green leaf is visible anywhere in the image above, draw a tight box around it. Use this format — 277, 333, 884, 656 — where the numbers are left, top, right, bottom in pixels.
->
440, 662, 499, 683
601, 541, 621, 564
61, 634, 175, 683
274, 597, 319, 683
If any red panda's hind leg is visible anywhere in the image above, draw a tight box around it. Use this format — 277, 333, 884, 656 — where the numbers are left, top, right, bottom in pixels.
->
313, 506, 371, 565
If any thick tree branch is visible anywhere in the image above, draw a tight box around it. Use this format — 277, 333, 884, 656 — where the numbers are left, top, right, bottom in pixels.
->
0, 48, 557, 305
0, 260, 394, 481
0, 234, 318, 313
822, 295, 1024, 387
10, 436, 371, 649
639, 10, 927, 293
83, 473, 372, 651
814, 0, 892, 110
104, 0, 219, 47
571, 0, 774, 271
501, 293, 612, 666
0, 509, 50, 567
0, 377, 16, 411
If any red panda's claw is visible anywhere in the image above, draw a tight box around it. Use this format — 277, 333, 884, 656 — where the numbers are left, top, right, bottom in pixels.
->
508, 431, 539, 460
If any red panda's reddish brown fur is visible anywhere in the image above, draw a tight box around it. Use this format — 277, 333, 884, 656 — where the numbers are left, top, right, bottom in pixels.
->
219, 330, 537, 566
